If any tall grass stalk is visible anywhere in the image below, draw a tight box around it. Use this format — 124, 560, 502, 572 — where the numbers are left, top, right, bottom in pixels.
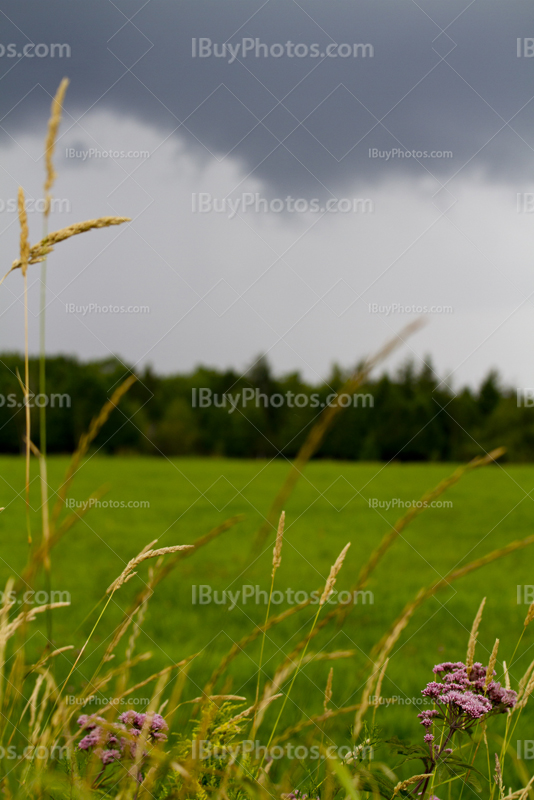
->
39, 78, 68, 645
253, 511, 285, 735
17, 187, 31, 547
41, 77, 69, 463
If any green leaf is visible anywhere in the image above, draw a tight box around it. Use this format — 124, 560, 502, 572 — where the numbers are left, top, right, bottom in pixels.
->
443, 756, 484, 778
463, 770, 483, 793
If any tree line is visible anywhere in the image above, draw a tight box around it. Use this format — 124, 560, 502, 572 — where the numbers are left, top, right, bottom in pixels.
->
0, 353, 531, 461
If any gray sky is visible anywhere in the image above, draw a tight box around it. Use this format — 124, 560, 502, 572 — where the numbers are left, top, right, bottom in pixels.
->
1, 0, 534, 388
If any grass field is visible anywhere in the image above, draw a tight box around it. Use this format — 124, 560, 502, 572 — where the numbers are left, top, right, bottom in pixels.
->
1, 455, 533, 749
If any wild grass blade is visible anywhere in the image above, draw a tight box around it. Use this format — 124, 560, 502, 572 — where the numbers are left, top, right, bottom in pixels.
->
40, 78, 69, 645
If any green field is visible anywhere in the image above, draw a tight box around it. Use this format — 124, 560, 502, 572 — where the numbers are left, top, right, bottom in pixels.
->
1, 455, 533, 749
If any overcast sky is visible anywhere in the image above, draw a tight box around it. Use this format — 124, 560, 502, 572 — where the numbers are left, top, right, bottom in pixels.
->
1, 0, 534, 389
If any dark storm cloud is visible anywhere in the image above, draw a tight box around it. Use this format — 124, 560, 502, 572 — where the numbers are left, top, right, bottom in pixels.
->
1, 0, 534, 195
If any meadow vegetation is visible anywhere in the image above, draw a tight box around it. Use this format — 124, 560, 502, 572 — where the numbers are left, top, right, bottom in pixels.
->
0, 79, 533, 800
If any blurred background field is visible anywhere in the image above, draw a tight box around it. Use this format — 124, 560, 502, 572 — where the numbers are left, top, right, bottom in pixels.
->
1, 455, 533, 746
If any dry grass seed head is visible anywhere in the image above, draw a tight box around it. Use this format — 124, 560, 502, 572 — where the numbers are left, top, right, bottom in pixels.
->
392, 774, 433, 796
519, 671, 534, 710
503, 659, 511, 691
466, 596, 486, 676
320, 542, 351, 605
17, 188, 30, 277
5, 216, 130, 281
484, 638, 499, 690
44, 78, 69, 215
517, 658, 534, 705
272, 510, 285, 576
324, 666, 333, 712
107, 543, 194, 594
524, 602, 534, 627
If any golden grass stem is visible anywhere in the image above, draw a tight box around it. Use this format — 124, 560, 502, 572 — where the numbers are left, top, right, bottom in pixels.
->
17, 188, 31, 546
371, 657, 388, 728
253, 511, 285, 735
39, 80, 68, 639
324, 666, 333, 712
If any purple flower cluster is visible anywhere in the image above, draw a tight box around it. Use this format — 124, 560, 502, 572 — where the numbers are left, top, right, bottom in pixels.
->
419, 661, 516, 736
77, 711, 168, 765
419, 709, 439, 728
